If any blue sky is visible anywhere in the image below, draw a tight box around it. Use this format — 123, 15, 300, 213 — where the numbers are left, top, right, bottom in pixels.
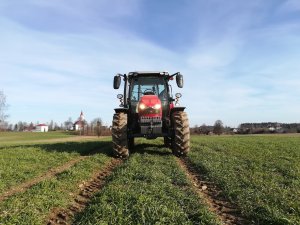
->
1, 0, 300, 127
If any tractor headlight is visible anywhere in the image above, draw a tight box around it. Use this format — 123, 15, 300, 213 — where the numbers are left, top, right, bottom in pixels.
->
139, 103, 146, 110
154, 104, 161, 109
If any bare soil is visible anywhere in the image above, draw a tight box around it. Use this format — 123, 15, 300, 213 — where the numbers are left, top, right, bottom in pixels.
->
177, 158, 251, 225
47, 158, 122, 225
10, 136, 106, 144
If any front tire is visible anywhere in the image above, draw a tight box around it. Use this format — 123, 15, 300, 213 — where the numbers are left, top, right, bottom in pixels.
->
171, 111, 190, 156
112, 113, 129, 158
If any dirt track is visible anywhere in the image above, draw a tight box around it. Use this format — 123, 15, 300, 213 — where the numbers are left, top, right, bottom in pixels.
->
1, 141, 253, 224
177, 158, 251, 225
47, 158, 122, 225
0, 156, 87, 202
8, 136, 105, 144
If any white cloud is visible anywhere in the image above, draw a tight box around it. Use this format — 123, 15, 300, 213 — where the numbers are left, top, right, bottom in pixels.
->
0, 18, 183, 124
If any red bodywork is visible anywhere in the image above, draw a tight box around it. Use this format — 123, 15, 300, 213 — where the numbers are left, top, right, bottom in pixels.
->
138, 95, 162, 118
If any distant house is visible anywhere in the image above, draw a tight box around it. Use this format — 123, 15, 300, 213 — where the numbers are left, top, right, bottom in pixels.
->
73, 111, 85, 131
269, 127, 276, 132
35, 124, 48, 132
232, 128, 239, 133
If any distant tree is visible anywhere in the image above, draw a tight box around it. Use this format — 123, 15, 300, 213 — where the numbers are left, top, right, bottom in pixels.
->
29, 122, 34, 131
8, 124, 13, 131
54, 122, 61, 131
91, 118, 102, 126
64, 117, 73, 130
224, 126, 232, 134
17, 121, 24, 131
0, 91, 9, 131
90, 118, 103, 137
96, 120, 102, 137
200, 123, 209, 135
48, 120, 53, 131
213, 120, 224, 135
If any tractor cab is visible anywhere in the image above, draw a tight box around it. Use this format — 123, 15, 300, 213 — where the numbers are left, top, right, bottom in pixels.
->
129, 75, 170, 116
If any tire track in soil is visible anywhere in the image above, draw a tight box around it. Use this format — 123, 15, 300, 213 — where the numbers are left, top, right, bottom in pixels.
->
47, 158, 122, 225
177, 157, 251, 225
0, 157, 87, 202
0, 148, 104, 202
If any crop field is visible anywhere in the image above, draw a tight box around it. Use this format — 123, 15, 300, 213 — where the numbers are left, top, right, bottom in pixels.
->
0, 132, 299, 224
0, 132, 73, 144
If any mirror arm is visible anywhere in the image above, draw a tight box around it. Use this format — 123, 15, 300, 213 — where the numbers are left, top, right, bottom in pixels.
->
169, 72, 180, 78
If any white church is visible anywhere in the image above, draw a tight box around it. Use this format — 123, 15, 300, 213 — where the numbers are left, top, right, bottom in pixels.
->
73, 111, 85, 131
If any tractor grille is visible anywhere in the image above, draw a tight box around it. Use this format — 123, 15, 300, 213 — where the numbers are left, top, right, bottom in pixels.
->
140, 116, 162, 126
140, 116, 162, 135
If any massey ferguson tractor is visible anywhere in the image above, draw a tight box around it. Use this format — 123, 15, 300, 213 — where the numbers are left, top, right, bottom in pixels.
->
112, 71, 190, 158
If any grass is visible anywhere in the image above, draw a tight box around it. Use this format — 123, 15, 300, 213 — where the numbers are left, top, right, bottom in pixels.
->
0, 140, 112, 225
0, 141, 108, 195
1, 133, 299, 224
0, 131, 74, 144
75, 139, 219, 225
188, 135, 300, 225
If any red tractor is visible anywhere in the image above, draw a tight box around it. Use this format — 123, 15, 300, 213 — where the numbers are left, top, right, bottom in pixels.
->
112, 71, 190, 157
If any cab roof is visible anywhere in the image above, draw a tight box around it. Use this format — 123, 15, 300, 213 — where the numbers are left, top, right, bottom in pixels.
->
128, 71, 169, 76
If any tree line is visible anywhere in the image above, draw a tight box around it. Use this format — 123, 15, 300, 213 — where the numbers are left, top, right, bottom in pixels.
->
191, 121, 300, 135
0, 90, 9, 131
3, 118, 111, 136
191, 120, 227, 135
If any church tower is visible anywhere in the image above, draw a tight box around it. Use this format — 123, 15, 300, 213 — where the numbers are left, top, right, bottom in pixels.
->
79, 111, 84, 121
73, 111, 85, 131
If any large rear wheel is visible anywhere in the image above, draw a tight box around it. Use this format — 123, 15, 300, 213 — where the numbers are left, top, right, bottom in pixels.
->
112, 112, 129, 158
171, 111, 190, 156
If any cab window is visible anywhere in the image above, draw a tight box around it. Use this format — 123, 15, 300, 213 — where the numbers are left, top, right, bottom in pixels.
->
130, 77, 167, 101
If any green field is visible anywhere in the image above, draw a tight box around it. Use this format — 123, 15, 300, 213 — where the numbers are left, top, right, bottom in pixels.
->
0, 132, 299, 224
0, 131, 73, 143
188, 135, 300, 225
74, 141, 219, 225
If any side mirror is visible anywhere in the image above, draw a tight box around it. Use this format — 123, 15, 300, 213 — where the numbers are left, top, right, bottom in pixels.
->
113, 75, 121, 89
176, 74, 183, 88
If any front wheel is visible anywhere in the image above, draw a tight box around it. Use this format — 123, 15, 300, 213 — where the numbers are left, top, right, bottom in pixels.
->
112, 112, 129, 158
171, 111, 190, 156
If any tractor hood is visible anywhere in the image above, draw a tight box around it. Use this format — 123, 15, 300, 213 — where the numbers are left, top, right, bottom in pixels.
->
137, 95, 162, 117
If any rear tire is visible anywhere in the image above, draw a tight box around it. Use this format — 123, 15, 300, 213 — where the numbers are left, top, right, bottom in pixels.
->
112, 112, 129, 158
171, 111, 190, 156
